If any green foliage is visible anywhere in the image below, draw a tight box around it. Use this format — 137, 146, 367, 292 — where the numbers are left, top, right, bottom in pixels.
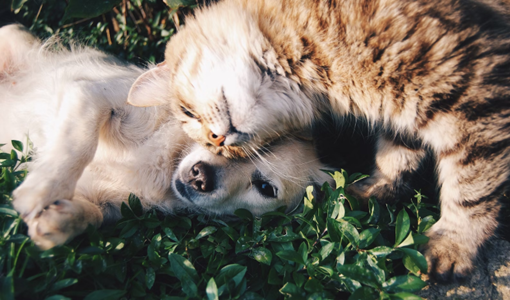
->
6, 0, 197, 63
0, 141, 439, 299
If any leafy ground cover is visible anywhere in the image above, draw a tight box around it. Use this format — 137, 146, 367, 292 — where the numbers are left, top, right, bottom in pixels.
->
1, 1, 440, 298
0, 141, 438, 299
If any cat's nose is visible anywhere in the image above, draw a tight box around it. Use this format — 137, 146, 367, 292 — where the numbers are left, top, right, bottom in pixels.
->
188, 162, 215, 193
208, 131, 226, 147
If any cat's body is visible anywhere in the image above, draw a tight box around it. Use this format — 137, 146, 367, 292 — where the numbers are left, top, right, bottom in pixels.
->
128, 0, 510, 281
1, 24, 332, 250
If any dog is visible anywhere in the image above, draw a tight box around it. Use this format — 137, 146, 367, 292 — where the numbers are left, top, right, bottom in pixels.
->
0, 24, 333, 250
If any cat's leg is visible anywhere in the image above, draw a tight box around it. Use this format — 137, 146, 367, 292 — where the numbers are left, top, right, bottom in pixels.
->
422, 147, 506, 282
26, 197, 103, 250
12, 82, 112, 221
346, 134, 426, 205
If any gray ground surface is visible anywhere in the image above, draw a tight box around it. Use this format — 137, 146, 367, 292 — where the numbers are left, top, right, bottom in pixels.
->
417, 239, 510, 300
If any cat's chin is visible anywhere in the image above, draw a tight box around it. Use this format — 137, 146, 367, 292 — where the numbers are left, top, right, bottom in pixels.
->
201, 143, 250, 159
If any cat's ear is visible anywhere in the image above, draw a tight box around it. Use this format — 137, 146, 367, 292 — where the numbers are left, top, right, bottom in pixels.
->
127, 62, 170, 107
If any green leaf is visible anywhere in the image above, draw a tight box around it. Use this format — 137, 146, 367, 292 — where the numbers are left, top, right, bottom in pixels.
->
394, 210, 410, 247
267, 227, 301, 242
304, 278, 324, 293
366, 197, 380, 224
0, 206, 18, 216
399, 248, 428, 275
10, 150, 18, 162
168, 253, 199, 298
206, 277, 219, 300
383, 275, 427, 293
146, 267, 156, 290
251, 247, 272, 265
11, 140, 23, 152
63, 0, 123, 22
11, 0, 28, 14
83, 290, 127, 300
1, 159, 15, 167
358, 228, 380, 249
45, 296, 72, 300
348, 173, 369, 184
303, 185, 315, 214
397, 232, 414, 248
412, 234, 429, 245
417, 215, 436, 234
319, 241, 335, 261
279, 282, 304, 298
369, 246, 394, 257
389, 292, 425, 300
268, 268, 282, 285
120, 202, 135, 219
337, 264, 382, 288
128, 194, 143, 216
163, 228, 179, 242
344, 192, 360, 211
327, 218, 343, 242
234, 208, 253, 221
337, 220, 360, 247
276, 250, 305, 265
330, 170, 346, 189
216, 264, 247, 294
165, 0, 196, 10
348, 286, 378, 300
195, 226, 217, 240
50, 278, 78, 292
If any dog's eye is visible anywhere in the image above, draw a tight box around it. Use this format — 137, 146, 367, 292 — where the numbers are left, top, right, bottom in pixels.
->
181, 105, 198, 119
253, 180, 278, 198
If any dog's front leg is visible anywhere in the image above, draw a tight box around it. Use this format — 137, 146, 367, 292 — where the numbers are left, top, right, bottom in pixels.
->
13, 81, 111, 223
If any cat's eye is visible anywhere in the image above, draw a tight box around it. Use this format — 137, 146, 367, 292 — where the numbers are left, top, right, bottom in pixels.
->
181, 105, 198, 119
253, 180, 278, 198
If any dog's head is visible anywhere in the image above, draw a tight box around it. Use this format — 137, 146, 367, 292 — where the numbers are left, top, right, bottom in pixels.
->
172, 137, 334, 216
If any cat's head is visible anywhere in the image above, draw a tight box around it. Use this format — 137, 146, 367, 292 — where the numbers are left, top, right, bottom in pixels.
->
127, 3, 317, 158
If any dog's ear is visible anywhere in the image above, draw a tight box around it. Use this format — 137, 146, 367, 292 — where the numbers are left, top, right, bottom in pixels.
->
127, 62, 170, 107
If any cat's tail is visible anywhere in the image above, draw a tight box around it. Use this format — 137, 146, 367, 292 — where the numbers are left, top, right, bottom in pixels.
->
0, 24, 41, 78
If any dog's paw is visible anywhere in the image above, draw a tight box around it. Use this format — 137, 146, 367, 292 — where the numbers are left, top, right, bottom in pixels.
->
26, 199, 99, 250
421, 226, 477, 283
13, 180, 57, 220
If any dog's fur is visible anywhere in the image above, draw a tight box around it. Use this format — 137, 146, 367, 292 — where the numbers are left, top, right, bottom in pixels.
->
0, 24, 332, 250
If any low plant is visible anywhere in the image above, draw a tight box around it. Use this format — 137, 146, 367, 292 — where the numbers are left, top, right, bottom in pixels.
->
0, 141, 439, 299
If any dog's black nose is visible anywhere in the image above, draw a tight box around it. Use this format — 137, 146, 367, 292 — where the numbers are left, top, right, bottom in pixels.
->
188, 162, 214, 192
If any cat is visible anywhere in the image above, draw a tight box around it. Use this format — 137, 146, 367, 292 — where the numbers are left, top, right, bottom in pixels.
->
127, 0, 510, 282
0, 24, 332, 249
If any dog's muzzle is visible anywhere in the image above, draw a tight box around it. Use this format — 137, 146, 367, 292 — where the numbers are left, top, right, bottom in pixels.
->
174, 161, 216, 202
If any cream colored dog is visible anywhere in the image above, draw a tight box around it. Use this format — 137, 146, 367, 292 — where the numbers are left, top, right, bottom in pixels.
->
0, 24, 332, 250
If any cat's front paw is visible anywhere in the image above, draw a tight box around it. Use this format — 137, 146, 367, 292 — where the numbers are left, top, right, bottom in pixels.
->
345, 175, 400, 206
26, 199, 100, 250
421, 225, 478, 282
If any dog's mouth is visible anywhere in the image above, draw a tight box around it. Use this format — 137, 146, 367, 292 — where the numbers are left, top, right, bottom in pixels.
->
173, 179, 191, 202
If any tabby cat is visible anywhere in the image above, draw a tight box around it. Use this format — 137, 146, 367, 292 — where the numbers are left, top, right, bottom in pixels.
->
128, 0, 510, 282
